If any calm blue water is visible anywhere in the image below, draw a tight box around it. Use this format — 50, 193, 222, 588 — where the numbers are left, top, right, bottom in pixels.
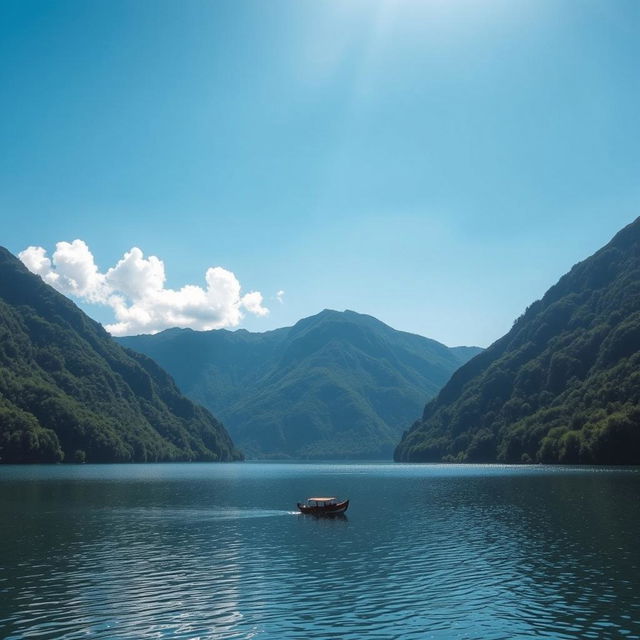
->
1, 462, 639, 640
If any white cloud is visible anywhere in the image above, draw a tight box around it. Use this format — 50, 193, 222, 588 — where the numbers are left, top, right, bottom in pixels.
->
106, 247, 165, 300
19, 240, 271, 336
19, 245, 52, 277
276, 290, 285, 304
20, 240, 109, 302
241, 291, 269, 317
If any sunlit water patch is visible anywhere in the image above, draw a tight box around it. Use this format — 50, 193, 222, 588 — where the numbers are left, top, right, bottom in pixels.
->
1, 462, 639, 639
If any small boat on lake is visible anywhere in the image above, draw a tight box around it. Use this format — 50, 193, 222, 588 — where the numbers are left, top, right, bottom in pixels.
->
297, 497, 349, 516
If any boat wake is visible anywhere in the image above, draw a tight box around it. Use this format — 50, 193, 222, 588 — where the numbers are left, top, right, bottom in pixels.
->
110, 507, 299, 521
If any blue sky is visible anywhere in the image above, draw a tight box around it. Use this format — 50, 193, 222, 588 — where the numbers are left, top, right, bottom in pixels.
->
1, 0, 638, 346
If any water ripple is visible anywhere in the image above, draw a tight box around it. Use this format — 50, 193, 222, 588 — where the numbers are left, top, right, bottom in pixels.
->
1, 463, 639, 639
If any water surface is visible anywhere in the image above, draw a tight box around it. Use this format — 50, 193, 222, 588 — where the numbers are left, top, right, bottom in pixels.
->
1, 462, 639, 639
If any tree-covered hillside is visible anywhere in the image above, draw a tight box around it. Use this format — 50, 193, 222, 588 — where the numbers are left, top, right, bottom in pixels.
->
395, 218, 640, 464
0, 247, 242, 463
119, 310, 481, 459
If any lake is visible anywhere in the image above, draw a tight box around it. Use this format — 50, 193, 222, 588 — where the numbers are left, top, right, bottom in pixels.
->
1, 462, 639, 639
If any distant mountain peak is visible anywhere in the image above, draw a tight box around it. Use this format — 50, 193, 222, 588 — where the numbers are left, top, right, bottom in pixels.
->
118, 310, 482, 460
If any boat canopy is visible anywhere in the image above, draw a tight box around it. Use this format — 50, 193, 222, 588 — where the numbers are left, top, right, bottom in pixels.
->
308, 497, 336, 502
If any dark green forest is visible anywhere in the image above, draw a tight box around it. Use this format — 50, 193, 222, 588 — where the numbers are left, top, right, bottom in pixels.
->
120, 310, 481, 459
0, 247, 242, 464
395, 218, 640, 464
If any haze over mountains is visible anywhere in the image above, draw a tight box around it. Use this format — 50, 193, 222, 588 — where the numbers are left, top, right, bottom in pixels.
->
395, 218, 640, 465
119, 310, 482, 459
0, 247, 241, 464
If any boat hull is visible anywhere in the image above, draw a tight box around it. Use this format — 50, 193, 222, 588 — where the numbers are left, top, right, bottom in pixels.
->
297, 499, 349, 516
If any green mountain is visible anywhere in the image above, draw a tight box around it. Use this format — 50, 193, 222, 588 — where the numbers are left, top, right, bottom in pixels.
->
0, 247, 241, 463
395, 218, 640, 464
118, 310, 481, 459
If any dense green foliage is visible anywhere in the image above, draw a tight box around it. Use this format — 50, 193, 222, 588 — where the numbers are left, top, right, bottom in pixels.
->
119, 310, 481, 459
0, 248, 241, 463
395, 218, 640, 464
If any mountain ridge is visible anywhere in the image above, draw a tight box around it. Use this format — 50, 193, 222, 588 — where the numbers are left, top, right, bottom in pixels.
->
119, 309, 482, 459
0, 247, 241, 463
395, 217, 640, 464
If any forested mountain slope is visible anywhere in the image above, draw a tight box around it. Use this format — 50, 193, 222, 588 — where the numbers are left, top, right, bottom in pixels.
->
120, 310, 481, 459
0, 247, 241, 463
395, 218, 640, 464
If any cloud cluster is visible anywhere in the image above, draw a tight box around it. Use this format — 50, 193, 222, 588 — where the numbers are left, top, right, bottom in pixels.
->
19, 240, 270, 336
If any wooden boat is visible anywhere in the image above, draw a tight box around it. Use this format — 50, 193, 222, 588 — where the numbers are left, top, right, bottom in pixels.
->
297, 497, 349, 516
